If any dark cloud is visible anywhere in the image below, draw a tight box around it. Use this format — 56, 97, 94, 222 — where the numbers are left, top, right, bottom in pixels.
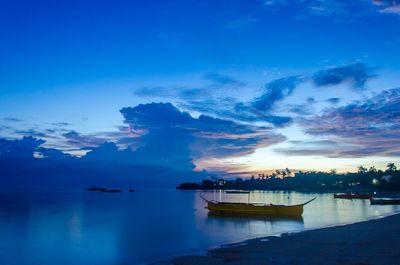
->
178, 98, 291, 127
203, 64, 373, 126
133, 64, 376, 128
0, 136, 204, 188
252, 76, 303, 111
307, 97, 316, 103
326, 97, 341, 104
62, 130, 107, 148
0, 136, 45, 159
0, 102, 284, 187
120, 102, 285, 159
14, 129, 49, 138
286, 97, 317, 116
231, 102, 293, 127
299, 88, 400, 157
312, 63, 376, 89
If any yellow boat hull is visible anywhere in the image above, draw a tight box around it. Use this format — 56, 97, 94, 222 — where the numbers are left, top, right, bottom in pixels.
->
203, 198, 315, 217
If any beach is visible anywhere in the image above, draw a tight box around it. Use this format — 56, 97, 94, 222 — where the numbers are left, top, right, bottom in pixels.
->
157, 213, 400, 265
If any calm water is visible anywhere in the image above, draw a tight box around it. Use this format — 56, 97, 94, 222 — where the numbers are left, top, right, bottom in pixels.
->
1, 189, 399, 265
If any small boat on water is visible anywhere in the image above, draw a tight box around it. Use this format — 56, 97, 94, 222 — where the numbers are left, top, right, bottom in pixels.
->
85, 186, 106, 192
333, 193, 373, 199
225, 190, 250, 194
201, 196, 316, 216
101, 188, 123, 193
370, 197, 400, 205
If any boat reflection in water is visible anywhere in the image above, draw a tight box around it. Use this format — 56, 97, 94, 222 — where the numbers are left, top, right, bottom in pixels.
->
205, 211, 305, 238
207, 211, 304, 223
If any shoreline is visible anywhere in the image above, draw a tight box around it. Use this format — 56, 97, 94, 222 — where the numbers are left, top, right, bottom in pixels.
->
155, 213, 400, 265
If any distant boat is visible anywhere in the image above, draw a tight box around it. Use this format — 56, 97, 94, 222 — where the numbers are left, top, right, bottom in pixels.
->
129, 189, 135, 192
85, 186, 106, 192
370, 197, 400, 205
225, 190, 250, 194
101, 188, 123, 193
201, 196, 316, 216
333, 193, 373, 199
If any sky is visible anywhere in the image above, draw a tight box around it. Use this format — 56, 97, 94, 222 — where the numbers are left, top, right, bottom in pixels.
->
1, 0, 400, 179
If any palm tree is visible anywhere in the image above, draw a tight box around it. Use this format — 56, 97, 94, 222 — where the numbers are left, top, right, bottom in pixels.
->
368, 166, 377, 173
330, 169, 337, 175
358, 165, 367, 174
387, 163, 397, 172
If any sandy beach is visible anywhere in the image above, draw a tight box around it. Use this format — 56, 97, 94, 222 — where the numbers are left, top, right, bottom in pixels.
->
156, 213, 400, 265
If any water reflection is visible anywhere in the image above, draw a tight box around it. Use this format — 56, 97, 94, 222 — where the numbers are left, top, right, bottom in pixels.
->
207, 212, 304, 236
0, 189, 399, 265
207, 211, 304, 223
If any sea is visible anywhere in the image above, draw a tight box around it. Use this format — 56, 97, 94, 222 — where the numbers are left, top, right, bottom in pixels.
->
0, 189, 399, 265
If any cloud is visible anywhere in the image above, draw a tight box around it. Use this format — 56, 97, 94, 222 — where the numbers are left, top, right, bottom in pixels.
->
177, 98, 292, 127
3, 117, 23, 122
14, 129, 49, 138
312, 63, 375, 89
262, 0, 400, 17
299, 88, 400, 157
371, 1, 400, 14
1, 103, 284, 185
120, 102, 285, 160
380, 4, 400, 14
226, 64, 373, 125
134, 73, 246, 99
274, 140, 345, 157
50, 122, 71, 127
326, 97, 341, 104
0, 136, 45, 159
0, 136, 204, 188
62, 130, 108, 148
252, 76, 304, 111
203, 73, 247, 88
133, 64, 375, 128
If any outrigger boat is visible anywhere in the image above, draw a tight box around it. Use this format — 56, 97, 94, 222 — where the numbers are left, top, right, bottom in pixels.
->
201, 196, 316, 217
101, 188, 123, 193
85, 186, 106, 192
333, 193, 373, 199
370, 197, 400, 205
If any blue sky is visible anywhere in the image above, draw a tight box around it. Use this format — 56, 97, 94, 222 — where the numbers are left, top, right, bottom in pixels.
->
1, 0, 400, 176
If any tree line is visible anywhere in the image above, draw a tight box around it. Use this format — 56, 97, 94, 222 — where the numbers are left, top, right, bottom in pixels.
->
177, 163, 400, 191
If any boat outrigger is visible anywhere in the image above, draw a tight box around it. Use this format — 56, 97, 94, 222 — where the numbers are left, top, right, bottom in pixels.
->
370, 197, 400, 205
201, 196, 316, 217
225, 190, 250, 194
334, 193, 373, 199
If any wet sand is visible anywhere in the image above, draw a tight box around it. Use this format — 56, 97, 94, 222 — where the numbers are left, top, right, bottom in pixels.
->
155, 213, 400, 265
